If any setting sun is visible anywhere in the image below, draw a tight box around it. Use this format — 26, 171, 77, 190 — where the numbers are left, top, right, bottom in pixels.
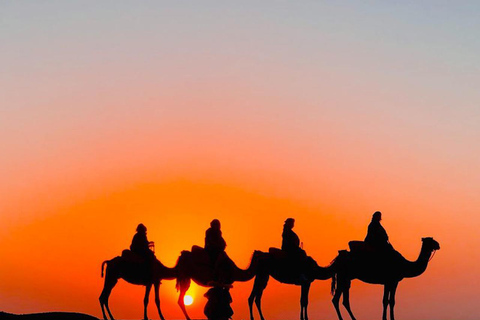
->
184, 295, 194, 306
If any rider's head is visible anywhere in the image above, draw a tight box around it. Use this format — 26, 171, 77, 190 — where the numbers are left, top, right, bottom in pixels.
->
372, 211, 382, 222
284, 218, 295, 229
136, 223, 147, 233
210, 219, 221, 230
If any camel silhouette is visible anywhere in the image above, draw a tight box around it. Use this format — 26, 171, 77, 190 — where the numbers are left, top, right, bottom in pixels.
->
248, 250, 336, 320
331, 237, 440, 320
99, 253, 176, 320
175, 246, 260, 320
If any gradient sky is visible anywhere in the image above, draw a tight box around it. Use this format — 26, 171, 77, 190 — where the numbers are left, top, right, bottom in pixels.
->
1, 2, 479, 320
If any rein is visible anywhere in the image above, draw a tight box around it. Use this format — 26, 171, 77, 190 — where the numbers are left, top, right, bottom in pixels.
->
429, 250, 437, 262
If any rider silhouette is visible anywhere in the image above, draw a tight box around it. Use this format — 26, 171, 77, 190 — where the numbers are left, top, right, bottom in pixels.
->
364, 211, 393, 252
130, 223, 155, 263
205, 219, 227, 263
282, 218, 306, 257
205, 219, 230, 283
281, 218, 308, 281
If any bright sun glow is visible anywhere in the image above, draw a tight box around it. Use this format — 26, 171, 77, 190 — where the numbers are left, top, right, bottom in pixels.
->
184, 295, 194, 306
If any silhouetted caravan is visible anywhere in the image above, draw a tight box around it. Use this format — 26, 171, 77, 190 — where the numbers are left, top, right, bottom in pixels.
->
331, 237, 440, 320
99, 224, 176, 320
248, 218, 336, 320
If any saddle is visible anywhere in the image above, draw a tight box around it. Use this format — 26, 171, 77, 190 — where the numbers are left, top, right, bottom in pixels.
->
348, 240, 402, 266
268, 247, 308, 261
190, 245, 213, 265
349, 240, 397, 254
348, 241, 373, 253
121, 249, 147, 264
191, 245, 204, 253
268, 247, 287, 260
268, 247, 314, 284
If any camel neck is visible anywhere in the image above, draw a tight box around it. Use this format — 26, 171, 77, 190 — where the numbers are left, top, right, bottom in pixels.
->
403, 243, 432, 278
232, 254, 259, 282
312, 263, 336, 280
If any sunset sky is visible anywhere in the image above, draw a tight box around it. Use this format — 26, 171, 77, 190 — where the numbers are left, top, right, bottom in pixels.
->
1, 2, 479, 320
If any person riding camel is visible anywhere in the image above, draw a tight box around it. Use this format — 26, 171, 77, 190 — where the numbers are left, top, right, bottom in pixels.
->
282, 218, 306, 258
205, 219, 229, 284
130, 223, 155, 263
281, 218, 309, 281
364, 211, 394, 252
205, 219, 227, 264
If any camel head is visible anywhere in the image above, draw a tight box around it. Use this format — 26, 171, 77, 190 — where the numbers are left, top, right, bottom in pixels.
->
422, 237, 440, 252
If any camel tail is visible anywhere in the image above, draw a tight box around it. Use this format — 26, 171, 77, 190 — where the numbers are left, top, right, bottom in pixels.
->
331, 274, 336, 296
175, 278, 186, 292
175, 251, 189, 291
101, 260, 109, 278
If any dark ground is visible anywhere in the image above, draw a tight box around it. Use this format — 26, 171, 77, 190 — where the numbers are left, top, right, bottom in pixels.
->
0, 312, 99, 320
0, 313, 208, 320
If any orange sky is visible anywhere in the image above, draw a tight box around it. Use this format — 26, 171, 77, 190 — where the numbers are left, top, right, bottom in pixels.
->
2, 2, 480, 320
1, 169, 477, 319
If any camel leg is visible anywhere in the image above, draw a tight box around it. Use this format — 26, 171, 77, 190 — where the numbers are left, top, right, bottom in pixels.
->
143, 284, 152, 320
178, 279, 192, 320
99, 275, 117, 320
104, 299, 115, 320
332, 275, 354, 320
154, 282, 166, 320
99, 290, 109, 320
248, 274, 269, 320
389, 282, 398, 320
300, 282, 311, 320
248, 287, 256, 320
341, 284, 356, 320
332, 286, 343, 320
382, 284, 390, 320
